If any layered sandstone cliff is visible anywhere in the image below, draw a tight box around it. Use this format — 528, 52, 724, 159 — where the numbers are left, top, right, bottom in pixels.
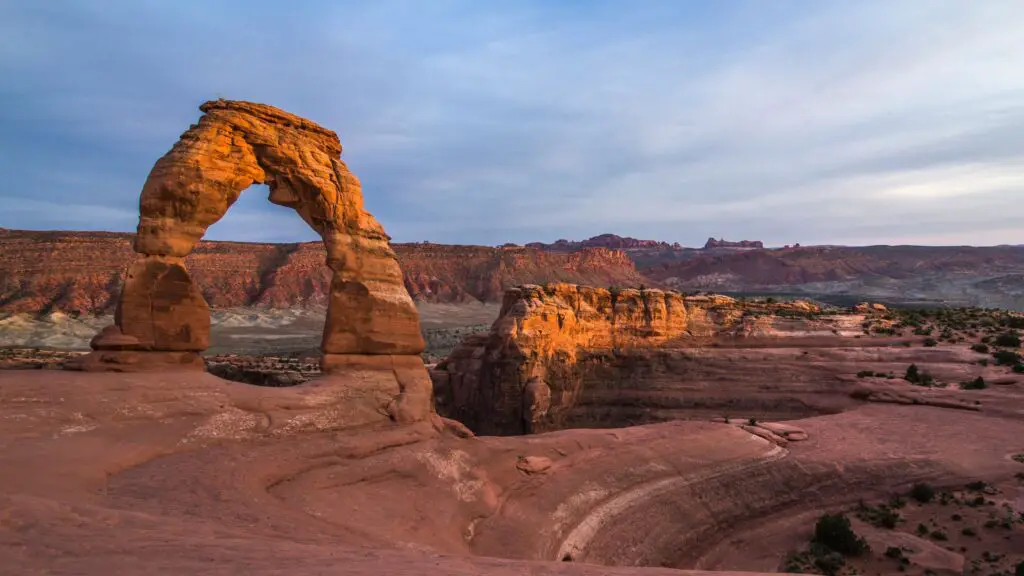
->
0, 229, 643, 315
430, 283, 828, 435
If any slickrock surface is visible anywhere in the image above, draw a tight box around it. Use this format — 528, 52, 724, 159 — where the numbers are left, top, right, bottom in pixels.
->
0, 369, 1021, 574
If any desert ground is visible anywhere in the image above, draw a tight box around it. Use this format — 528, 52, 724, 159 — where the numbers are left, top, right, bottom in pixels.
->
1, 299, 1022, 575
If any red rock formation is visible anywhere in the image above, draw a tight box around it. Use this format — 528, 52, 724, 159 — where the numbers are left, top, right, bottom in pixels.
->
703, 237, 764, 250
0, 230, 645, 314
64, 100, 432, 423
527, 233, 681, 252
430, 284, 832, 435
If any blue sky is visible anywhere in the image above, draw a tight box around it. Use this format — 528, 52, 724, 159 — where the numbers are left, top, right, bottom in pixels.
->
1, 1, 1023, 247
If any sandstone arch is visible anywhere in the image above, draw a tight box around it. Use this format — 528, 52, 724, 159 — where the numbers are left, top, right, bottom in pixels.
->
72, 100, 428, 415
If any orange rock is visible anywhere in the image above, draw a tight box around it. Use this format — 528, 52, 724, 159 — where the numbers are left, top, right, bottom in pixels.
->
76, 100, 425, 369
113, 256, 209, 351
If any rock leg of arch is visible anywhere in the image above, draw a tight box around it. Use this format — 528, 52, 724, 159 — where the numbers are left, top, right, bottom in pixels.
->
67, 100, 430, 422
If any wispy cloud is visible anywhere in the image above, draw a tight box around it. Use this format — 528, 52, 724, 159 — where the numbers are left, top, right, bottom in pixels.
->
0, 1, 1022, 247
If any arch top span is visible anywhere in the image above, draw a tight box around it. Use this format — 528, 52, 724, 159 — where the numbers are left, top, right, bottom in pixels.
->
71, 100, 428, 393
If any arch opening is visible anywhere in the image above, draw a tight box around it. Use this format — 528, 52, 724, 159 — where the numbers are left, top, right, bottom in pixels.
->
67, 100, 434, 423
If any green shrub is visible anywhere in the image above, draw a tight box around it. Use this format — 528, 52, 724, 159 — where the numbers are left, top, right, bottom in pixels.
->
930, 530, 948, 541
884, 546, 904, 560
993, 350, 1022, 365
810, 545, 846, 576
1015, 560, 1024, 576
971, 343, 990, 353
994, 332, 1021, 347
923, 338, 938, 347
1014, 363, 1024, 373
813, 513, 868, 556
905, 364, 920, 382
959, 377, 987, 390
961, 527, 976, 536
910, 483, 935, 503
916, 523, 929, 535
856, 370, 874, 378
856, 500, 901, 529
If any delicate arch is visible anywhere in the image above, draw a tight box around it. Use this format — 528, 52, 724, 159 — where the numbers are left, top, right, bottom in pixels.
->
74, 100, 426, 390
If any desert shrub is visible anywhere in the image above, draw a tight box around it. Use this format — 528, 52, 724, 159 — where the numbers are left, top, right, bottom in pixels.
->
905, 364, 920, 382
981, 335, 992, 343
916, 523, 929, 535
1004, 316, 1024, 329
971, 343, 990, 354
978, 359, 989, 366
959, 377, 987, 390
856, 500, 901, 529
1016, 561, 1024, 576
810, 544, 846, 576
1014, 364, 1024, 373
1012, 453, 1024, 464
914, 327, 933, 336
905, 364, 935, 386
910, 483, 935, 503
929, 530, 948, 541
994, 332, 1021, 348
856, 370, 874, 378
884, 546, 904, 560
747, 417, 758, 426
961, 527, 976, 536
923, 338, 938, 347
992, 350, 1021, 365
813, 513, 868, 556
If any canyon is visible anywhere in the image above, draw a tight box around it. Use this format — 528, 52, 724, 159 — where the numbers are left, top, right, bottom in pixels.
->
1, 100, 1022, 576
4, 230, 1024, 322
0, 228, 642, 315
431, 282, 1024, 435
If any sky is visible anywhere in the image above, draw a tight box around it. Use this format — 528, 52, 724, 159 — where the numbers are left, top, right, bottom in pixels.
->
1, 1, 1023, 247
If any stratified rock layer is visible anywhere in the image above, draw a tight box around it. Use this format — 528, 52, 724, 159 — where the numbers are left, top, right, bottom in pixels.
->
431, 284, 827, 435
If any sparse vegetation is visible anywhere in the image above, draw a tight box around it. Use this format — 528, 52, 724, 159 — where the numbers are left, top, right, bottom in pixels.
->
856, 500, 901, 529
993, 350, 1022, 366
994, 332, 1021, 348
959, 376, 987, 390
813, 513, 869, 556
910, 482, 935, 503
904, 364, 935, 386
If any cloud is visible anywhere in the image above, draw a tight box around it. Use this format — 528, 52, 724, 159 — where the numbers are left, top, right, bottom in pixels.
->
0, 0, 1022, 247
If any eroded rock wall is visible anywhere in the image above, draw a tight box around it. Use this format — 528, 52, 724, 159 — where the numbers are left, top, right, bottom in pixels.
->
431, 284, 828, 435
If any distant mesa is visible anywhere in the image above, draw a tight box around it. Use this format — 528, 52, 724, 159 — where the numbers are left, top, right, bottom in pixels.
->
527, 233, 681, 252
703, 237, 764, 250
